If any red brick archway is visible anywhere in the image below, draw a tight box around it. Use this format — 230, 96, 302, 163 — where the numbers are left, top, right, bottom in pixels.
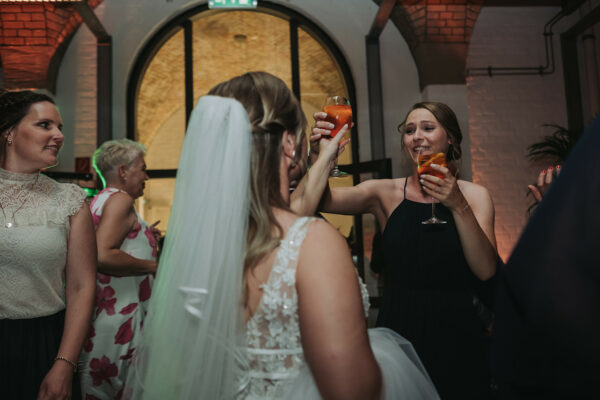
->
0, 0, 103, 91
375, 0, 484, 88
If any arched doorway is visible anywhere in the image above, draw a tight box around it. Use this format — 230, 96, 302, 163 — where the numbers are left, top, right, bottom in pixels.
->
126, 2, 358, 236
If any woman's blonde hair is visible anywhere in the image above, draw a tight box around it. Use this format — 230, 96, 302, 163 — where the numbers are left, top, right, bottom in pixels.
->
92, 138, 146, 181
208, 72, 307, 290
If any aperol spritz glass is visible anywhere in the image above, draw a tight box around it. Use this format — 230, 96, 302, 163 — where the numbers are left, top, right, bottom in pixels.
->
417, 152, 447, 224
323, 96, 352, 177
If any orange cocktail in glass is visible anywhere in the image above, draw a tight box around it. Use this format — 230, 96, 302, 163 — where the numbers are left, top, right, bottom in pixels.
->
417, 152, 447, 224
323, 104, 352, 138
417, 152, 446, 179
322, 96, 352, 177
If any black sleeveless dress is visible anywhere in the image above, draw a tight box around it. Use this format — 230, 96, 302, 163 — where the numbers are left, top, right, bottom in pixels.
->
376, 178, 490, 399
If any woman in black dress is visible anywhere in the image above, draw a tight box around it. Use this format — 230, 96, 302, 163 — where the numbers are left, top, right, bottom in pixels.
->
312, 102, 497, 399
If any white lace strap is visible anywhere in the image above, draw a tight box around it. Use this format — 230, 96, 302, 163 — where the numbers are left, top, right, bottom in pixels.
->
260, 217, 314, 291
279, 216, 314, 256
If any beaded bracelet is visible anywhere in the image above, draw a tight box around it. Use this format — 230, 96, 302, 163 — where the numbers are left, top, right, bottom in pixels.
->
54, 356, 77, 373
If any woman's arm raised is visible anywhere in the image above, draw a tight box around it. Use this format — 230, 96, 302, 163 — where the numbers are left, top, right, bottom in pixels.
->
95, 192, 157, 276
290, 123, 349, 216
296, 220, 382, 400
320, 179, 390, 232
38, 204, 96, 400
309, 112, 389, 223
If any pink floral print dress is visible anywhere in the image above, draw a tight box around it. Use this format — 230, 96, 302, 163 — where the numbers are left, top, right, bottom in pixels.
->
79, 188, 156, 400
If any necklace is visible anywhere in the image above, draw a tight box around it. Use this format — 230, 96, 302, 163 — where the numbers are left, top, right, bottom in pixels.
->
0, 173, 40, 228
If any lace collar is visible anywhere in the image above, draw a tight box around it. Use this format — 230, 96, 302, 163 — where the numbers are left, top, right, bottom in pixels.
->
0, 167, 40, 184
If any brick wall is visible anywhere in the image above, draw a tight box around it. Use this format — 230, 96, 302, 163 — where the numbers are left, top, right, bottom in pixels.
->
466, 7, 570, 261
0, 1, 102, 89
401, 1, 482, 45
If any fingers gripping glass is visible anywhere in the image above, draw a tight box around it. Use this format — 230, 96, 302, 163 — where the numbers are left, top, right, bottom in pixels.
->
417, 152, 447, 225
322, 96, 352, 177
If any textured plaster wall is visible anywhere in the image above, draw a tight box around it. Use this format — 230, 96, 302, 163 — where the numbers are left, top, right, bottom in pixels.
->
54, 13, 98, 172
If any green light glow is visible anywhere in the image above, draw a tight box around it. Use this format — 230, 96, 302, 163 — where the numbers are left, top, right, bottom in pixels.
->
92, 159, 107, 189
83, 187, 99, 197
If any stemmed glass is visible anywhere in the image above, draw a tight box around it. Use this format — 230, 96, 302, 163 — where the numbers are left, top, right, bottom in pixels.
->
417, 152, 447, 224
322, 96, 352, 177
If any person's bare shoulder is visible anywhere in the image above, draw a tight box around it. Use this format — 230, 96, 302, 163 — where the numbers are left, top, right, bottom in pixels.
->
101, 191, 135, 221
457, 180, 495, 219
104, 191, 134, 209
298, 219, 353, 276
302, 218, 348, 250
457, 180, 491, 202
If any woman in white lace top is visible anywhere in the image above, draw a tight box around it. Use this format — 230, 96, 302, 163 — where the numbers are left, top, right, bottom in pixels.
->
0, 90, 96, 399
131, 73, 438, 399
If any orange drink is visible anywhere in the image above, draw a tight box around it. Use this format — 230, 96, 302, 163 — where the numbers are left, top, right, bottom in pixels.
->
323, 104, 352, 138
417, 152, 446, 179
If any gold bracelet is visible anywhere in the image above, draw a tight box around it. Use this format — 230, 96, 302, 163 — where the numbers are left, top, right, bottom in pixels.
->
54, 356, 77, 373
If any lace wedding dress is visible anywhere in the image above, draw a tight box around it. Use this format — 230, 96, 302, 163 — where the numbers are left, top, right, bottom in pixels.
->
241, 217, 440, 400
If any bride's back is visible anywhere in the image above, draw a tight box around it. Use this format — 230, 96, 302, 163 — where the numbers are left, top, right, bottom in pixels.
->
242, 211, 377, 400
211, 72, 382, 400
243, 214, 315, 398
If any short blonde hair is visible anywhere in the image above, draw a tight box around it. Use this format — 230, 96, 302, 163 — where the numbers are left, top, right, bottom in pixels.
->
93, 139, 146, 179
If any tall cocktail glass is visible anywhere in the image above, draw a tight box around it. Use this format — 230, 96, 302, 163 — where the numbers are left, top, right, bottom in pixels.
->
323, 96, 352, 177
418, 152, 447, 224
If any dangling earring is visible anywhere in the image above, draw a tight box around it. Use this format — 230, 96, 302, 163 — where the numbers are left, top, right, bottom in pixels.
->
6, 136, 12, 145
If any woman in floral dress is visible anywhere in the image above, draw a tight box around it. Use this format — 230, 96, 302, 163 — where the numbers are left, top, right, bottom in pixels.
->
79, 139, 158, 399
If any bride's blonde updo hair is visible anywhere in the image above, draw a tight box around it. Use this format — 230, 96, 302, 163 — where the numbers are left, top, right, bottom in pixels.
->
208, 72, 307, 280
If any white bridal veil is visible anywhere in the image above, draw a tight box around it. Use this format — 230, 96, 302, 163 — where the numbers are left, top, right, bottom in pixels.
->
129, 96, 251, 399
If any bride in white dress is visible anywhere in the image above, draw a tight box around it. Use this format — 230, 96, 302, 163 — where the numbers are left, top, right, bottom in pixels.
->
129, 72, 439, 399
